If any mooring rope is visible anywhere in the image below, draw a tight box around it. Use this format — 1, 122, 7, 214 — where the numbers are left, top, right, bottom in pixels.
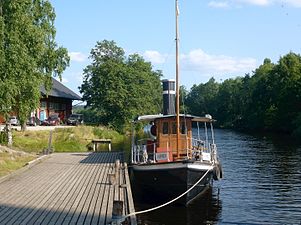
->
123, 167, 211, 219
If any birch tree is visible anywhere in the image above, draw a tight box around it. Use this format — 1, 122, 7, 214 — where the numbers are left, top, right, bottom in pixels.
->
0, 0, 69, 131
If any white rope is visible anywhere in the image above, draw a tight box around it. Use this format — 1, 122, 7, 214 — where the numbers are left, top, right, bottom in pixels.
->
123, 167, 211, 219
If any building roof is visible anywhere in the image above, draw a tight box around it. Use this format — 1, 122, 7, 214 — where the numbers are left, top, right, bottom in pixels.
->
40, 78, 81, 100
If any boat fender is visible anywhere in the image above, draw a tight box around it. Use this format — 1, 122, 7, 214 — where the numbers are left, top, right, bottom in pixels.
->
213, 163, 223, 180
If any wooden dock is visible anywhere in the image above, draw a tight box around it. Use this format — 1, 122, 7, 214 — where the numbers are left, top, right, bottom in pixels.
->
0, 152, 137, 225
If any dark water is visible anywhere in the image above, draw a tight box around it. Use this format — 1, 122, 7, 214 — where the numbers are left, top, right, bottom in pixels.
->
133, 129, 301, 225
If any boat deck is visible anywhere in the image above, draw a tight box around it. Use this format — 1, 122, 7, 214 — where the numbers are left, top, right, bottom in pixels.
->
0, 152, 137, 225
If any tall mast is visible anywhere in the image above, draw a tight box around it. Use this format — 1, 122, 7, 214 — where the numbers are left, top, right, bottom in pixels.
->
175, 0, 180, 158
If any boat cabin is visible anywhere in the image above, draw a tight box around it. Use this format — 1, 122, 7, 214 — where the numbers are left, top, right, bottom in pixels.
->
132, 114, 215, 164
154, 115, 192, 160
131, 79, 216, 164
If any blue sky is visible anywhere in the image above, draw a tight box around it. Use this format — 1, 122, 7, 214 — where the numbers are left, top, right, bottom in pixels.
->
50, 0, 301, 95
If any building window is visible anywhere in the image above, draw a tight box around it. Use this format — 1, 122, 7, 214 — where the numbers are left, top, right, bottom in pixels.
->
49, 102, 66, 110
60, 103, 66, 110
49, 102, 53, 109
41, 101, 47, 109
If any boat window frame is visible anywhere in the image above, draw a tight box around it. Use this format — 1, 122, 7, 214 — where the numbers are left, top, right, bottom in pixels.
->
162, 121, 169, 135
181, 121, 187, 134
171, 122, 177, 134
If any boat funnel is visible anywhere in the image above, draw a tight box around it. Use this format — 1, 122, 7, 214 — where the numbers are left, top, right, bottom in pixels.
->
162, 79, 176, 115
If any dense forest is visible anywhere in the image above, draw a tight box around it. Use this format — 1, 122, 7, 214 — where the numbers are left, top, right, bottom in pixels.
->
184, 52, 301, 137
79, 45, 301, 137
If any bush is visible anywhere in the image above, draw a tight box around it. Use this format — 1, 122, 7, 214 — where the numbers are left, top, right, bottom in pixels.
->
0, 131, 7, 144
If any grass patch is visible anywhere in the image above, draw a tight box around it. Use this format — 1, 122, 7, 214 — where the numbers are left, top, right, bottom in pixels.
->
1, 125, 132, 177
53, 126, 94, 152
0, 152, 36, 177
12, 125, 131, 154
13, 130, 49, 154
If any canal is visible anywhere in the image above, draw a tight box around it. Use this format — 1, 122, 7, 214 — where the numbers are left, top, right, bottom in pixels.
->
133, 129, 301, 224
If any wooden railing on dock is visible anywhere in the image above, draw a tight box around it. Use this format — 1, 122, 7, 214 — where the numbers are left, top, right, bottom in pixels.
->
0, 152, 137, 225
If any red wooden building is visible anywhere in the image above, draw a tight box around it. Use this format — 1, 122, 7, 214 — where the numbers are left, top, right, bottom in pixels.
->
0, 78, 81, 123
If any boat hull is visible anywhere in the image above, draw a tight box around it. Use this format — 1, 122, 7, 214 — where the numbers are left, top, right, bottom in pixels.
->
130, 161, 214, 206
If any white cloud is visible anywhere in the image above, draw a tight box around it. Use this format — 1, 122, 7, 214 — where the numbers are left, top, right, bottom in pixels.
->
285, 0, 301, 7
143, 50, 166, 64
181, 49, 257, 76
69, 52, 87, 62
238, 0, 270, 6
208, 0, 301, 7
208, 1, 230, 8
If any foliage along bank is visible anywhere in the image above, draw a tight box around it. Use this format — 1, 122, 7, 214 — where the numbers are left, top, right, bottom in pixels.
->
184, 52, 301, 138
11, 126, 129, 153
78, 42, 301, 138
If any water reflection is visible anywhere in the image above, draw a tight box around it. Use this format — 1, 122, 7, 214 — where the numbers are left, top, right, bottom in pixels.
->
133, 188, 222, 225
216, 129, 301, 225
130, 129, 301, 224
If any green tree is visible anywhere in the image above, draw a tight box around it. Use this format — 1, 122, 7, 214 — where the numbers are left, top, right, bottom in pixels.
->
271, 52, 301, 132
0, 0, 69, 130
246, 58, 275, 130
80, 40, 162, 132
182, 52, 301, 137
215, 77, 243, 127
179, 85, 188, 113
186, 77, 219, 117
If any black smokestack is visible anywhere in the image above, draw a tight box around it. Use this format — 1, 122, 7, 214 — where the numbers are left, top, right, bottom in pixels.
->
162, 79, 175, 115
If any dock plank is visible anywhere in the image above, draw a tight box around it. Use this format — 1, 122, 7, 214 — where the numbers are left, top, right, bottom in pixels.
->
0, 155, 79, 225
19, 155, 87, 225
90, 153, 113, 225
0, 152, 137, 225
37, 153, 100, 225
36, 155, 87, 224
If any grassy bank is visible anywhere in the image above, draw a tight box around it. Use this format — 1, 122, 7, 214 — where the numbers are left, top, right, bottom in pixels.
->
12, 126, 131, 154
0, 126, 131, 178
0, 149, 36, 177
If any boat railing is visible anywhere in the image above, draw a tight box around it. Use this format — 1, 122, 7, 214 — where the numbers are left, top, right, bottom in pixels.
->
132, 137, 218, 164
132, 138, 176, 164
190, 137, 216, 162
132, 138, 156, 164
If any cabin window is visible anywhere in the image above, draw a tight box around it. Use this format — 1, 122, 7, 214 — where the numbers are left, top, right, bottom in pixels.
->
181, 122, 187, 134
172, 122, 177, 134
162, 122, 169, 135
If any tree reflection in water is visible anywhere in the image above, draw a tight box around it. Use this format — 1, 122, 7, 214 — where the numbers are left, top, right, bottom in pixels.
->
133, 187, 222, 225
